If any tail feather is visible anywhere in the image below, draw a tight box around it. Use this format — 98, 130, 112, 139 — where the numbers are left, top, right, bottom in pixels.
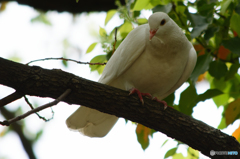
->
66, 106, 118, 137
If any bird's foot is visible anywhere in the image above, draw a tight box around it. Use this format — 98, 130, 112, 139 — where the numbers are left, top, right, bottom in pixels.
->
152, 97, 171, 110
129, 88, 152, 105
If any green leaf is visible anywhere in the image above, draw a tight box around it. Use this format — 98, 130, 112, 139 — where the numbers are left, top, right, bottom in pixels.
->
136, 128, 149, 150
228, 74, 240, 99
178, 88, 222, 115
86, 42, 98, 53
31, 14, 51, 25
61, 51, 68, 67
99, 27, 107, 37
230, 13, 240, 37
132, 11, 141, 18
172, 153, 185, 159
220, 0, 232, 15
35, 130, 43, 143
152, 3, 172, 13
225, 98, 240, 126
212, 77, 227, 90
133, 0, 152, 11
62, 59, 67, 67
197, 2, 215, 17
163, 93, 175, 106
176, 6, 185, 14
179, 88, 222, 115
210, 78, 230, 107
179, 84, 197, 116
137, 18, 148, 25
150, 0, 170, 6
187, 147, 199, 159
164, 147, 177, 158
119, 22, 133, 38
204, 25, 219, 41
89, 55, 106, 74
225, 63, 240, 80
196, 89, 223, 102
218, 116, 227, 129
189, 13, 209, 38
8, 54, 22, 62
105, 10, 117, 26
150, 128, 156, 137
196, 0, 206, 10
235, 3, 240, 15
222, 37, 240, 55
161, 139, 168, 148
208, 60, 228, 79
190, 53, 213, 82
214, 29, 223, 47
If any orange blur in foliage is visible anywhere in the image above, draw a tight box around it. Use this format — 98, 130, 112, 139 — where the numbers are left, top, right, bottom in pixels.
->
136, 124, 151, 142
194, 43, 231, 82
194, 44, 230, 60
233, 31, 238, 37
218, 45, 230, 60
232, 125, 240, 141
194, 44, 206, 82
194, 44, 205, 56
197, 72, 207, 82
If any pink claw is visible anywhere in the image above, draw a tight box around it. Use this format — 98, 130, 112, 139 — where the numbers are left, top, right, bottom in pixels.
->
129, 88, 171, 109
129, 88, 152, 105
152, 97, 171, 110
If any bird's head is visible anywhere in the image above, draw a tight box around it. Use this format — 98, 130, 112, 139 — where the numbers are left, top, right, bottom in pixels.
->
148, 12, 173, 41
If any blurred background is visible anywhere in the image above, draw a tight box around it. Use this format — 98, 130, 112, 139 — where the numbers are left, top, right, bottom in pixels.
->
0, 0, 240, 159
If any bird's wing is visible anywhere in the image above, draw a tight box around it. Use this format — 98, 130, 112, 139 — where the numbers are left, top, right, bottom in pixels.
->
161, 46, 197, 99
99, 24, 147, 84
66, 25, 147, 138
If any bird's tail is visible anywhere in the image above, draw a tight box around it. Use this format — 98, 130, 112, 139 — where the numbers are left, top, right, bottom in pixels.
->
66, 106, 118, 137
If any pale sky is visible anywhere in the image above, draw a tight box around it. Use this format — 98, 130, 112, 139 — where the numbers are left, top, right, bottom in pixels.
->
0, 2, 238, 159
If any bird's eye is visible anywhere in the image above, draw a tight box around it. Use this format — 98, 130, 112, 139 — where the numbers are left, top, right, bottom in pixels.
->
160, 19, 166, 26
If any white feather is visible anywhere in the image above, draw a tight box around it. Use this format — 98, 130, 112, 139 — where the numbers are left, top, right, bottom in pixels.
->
66, 12, 197, 137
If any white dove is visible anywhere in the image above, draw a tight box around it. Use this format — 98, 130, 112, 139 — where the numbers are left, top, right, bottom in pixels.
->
66, 12, 197, 137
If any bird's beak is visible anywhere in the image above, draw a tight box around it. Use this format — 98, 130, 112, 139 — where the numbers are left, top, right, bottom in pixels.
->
149, 29, 157, 41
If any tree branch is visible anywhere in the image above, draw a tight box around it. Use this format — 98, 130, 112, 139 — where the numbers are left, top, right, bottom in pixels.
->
0, 0, 125, 13
0, 89, 71, 126
0, 91, 23, 108
0, 57, 239, 158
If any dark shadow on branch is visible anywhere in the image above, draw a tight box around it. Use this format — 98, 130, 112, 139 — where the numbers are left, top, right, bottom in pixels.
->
0, 0, 126, 13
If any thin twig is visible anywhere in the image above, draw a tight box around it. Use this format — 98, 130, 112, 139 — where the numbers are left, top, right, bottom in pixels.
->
26, 57, 107, 66
195, 38, 206, 48
24, 95, 54, 122
214, 11, 226, 19
0, 89, 71, 126
0, 91, 23, 108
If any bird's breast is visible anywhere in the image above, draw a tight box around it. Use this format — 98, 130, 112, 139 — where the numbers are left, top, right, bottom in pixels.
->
116, 46, 189, 99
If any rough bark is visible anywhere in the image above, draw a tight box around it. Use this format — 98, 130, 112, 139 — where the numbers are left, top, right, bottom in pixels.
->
0, 0, 125, 13
0, 57, 240, 158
